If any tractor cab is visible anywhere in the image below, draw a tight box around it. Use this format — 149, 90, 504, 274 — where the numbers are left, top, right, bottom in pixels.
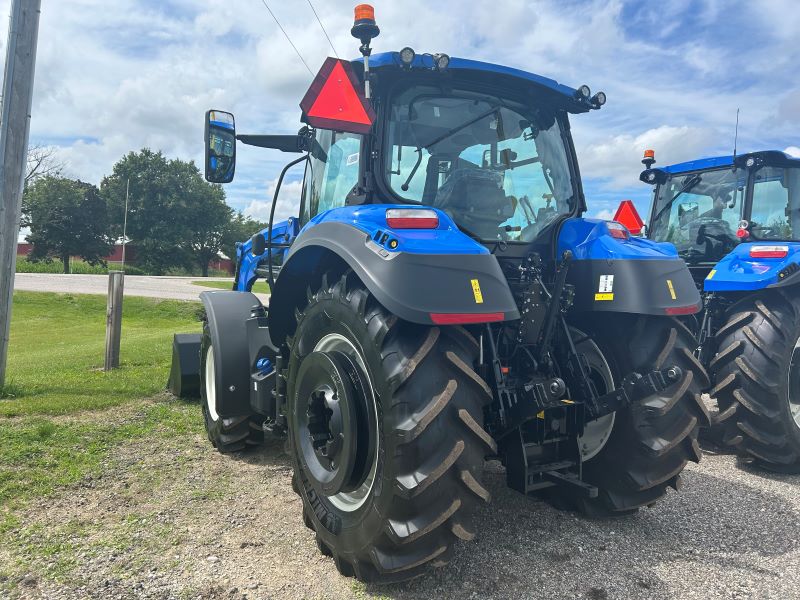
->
639, 150, 800, 284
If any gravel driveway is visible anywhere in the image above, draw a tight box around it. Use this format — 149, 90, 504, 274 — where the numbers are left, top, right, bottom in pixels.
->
13, 274, 269, 303
4, 396, 798, 600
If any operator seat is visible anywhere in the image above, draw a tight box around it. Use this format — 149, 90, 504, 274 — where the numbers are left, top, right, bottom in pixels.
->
434, 167, 514, 239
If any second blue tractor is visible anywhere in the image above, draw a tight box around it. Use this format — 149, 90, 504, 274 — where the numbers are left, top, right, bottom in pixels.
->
637, 149, 800, 472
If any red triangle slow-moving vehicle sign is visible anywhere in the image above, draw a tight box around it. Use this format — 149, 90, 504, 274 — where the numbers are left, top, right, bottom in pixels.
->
613, 199, 644, 235
300, 57, 376, 134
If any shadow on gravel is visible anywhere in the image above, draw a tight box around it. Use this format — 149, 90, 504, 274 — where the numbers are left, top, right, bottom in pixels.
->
364, 462, 800, 599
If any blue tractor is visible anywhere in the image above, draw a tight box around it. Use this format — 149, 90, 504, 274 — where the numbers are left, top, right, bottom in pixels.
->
173, 7, 709, 583
636, 149, 800, 472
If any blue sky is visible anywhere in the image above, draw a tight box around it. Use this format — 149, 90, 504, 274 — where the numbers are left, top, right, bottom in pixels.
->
5, 0, 799, 229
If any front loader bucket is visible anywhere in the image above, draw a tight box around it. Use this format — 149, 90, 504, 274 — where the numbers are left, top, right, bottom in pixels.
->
167, 333, 202, 398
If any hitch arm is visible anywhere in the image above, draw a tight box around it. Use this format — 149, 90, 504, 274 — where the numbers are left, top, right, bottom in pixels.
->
587, 365, 684, 419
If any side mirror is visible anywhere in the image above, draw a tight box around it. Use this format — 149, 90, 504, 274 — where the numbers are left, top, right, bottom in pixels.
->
251, 233, 266, 256
205, 110, 236, 183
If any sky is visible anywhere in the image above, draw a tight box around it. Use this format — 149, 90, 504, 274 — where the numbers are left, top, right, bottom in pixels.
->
5, 0, 800, 231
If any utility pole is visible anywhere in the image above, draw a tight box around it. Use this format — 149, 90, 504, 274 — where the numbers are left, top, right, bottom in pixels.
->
0, 0, 42, 388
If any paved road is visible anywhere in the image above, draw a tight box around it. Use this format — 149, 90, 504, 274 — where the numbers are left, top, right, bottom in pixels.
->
13, 273, 270, 303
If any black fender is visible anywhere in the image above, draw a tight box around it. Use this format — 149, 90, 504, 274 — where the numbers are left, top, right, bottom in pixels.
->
267, 221, 519, 345
200, 290, 263, 417
566, 258, 702, 316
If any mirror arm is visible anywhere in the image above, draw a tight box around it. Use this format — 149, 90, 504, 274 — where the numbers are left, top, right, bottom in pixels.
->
267, 154, 309, 289
236, 134, 308, 153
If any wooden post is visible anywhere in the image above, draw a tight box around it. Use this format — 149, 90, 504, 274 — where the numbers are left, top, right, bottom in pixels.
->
104, 271, 124, 370
0, 0, 42, 388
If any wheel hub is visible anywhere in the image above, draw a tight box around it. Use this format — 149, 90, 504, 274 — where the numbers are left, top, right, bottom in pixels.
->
294, 350, 374, 498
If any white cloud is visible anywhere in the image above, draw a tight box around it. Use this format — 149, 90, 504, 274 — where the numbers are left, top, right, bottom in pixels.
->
578, 125, 717, 188
786, 147, 800, 158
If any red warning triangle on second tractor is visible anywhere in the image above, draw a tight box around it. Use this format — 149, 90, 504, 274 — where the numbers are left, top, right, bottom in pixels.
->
613, 199, 644, 235
300, 57, 376, 135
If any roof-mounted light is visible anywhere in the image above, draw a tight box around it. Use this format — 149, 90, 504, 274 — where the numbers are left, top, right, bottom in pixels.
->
576, 84, 591, 100
745, 157, 756, 168
399, 46, 415, 67
591, 91, 606, 107
433, 53, 450, 70
386, 208, 440, 229
642, 148, 656, 169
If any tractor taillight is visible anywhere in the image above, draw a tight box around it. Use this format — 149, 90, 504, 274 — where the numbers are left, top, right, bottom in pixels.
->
750, 245, 789, 259
430, 312, 505, 325
606, 221, 630, 240
665, 305, 699, 316
386, 208, 439, 229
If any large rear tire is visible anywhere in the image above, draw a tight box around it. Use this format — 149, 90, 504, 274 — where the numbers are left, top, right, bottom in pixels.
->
286, 270, 495, 583
549, 315, 709, 516
200, 323, 264, 452
709, 290, 800, 473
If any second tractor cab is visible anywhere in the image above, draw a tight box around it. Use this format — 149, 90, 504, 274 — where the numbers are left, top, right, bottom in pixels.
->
180, 5, 709, 583
633, 149, 800, 473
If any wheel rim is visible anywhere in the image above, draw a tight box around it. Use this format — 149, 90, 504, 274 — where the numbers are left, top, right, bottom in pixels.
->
308, 333, 379, 512
575, 336, 615, 461
788, 335, 800, 429
204, 345, 219, 422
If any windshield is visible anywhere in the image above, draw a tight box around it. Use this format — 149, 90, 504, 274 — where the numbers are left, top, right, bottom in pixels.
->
385, 86, 576, 242
650, 168, 744, 263
750, 165, 800, 240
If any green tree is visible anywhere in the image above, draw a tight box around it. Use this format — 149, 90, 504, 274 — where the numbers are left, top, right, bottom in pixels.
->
21, 176, 114, 273
101, 149, 232, 275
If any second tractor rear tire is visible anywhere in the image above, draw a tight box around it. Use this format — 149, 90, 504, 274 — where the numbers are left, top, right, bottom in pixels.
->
710, 290, 800, 473
286, 270, 495, 583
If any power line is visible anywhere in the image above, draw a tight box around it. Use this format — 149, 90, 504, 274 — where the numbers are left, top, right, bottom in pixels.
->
306, 0, 339, 59
258, 0, 314, 77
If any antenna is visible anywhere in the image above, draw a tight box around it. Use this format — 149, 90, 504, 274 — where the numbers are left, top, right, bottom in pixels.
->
258, 0, 315, 77
307, 0, 339, 59
733, 107, 740, 160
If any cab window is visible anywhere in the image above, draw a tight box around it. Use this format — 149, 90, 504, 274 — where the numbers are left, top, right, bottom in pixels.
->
301, 130, 362, 223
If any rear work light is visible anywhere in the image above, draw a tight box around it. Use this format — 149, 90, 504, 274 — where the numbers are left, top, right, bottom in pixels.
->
606, 221, 630, 240
750, 245, 789, 259
386, 208, 439, 229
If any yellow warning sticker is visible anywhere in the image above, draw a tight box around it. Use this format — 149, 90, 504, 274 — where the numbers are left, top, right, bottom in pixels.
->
536, 410, 545, 419
595, 293, 614, 301
667, 279, 677, 300
471, 278, 484, 304
706, 269, 716, 280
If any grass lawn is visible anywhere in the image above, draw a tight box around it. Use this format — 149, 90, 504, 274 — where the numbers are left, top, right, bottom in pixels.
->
192, 279, 270, 294
0, 292, 205, 534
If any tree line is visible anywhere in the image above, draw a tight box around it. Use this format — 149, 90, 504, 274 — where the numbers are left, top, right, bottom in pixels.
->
21, 148, 265, 275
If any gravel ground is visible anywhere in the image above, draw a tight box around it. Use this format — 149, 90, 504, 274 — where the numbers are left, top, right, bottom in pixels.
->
2, 402, 798, 600
12, 274, 270, 303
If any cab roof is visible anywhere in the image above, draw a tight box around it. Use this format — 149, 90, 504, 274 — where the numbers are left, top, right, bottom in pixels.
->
661, 150, 800, 175
355, 51, 595, 114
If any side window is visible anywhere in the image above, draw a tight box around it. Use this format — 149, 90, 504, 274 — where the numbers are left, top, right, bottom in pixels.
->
301, 130, 362, 223
751, 166, 791, 238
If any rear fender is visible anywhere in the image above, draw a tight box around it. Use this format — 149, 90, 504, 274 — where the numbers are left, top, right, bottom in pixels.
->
704, 243, 800, 291
559, 218, 701, 315
267, 209, 519, 345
